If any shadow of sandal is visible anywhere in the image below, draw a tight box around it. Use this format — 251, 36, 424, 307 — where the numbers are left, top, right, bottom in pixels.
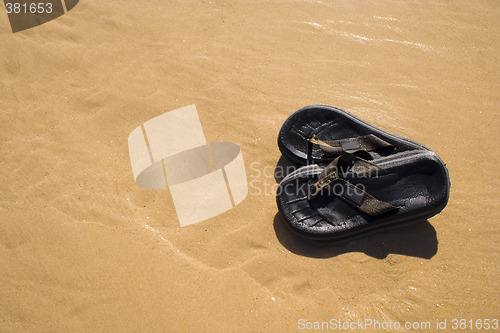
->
273, 212, 438, 259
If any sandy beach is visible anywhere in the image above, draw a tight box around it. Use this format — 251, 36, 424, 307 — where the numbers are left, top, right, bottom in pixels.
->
0, 0, 498, 331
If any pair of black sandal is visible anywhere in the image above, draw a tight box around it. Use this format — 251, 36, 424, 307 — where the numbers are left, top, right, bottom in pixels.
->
276, 105, 450, 242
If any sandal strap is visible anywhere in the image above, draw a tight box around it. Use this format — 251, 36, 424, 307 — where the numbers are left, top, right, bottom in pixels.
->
307, 134, 394, 161
319, 153, 389, 179
308, 154, 399, 216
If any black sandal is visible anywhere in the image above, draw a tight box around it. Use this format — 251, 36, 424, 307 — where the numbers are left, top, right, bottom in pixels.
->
278, 105, 432, 165
276, 151, 450, 242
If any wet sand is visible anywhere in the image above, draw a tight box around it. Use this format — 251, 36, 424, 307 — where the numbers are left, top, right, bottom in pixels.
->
0, 0, 498, 331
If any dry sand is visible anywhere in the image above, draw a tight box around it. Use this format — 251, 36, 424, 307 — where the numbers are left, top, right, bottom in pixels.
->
0, 0, 499, 331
